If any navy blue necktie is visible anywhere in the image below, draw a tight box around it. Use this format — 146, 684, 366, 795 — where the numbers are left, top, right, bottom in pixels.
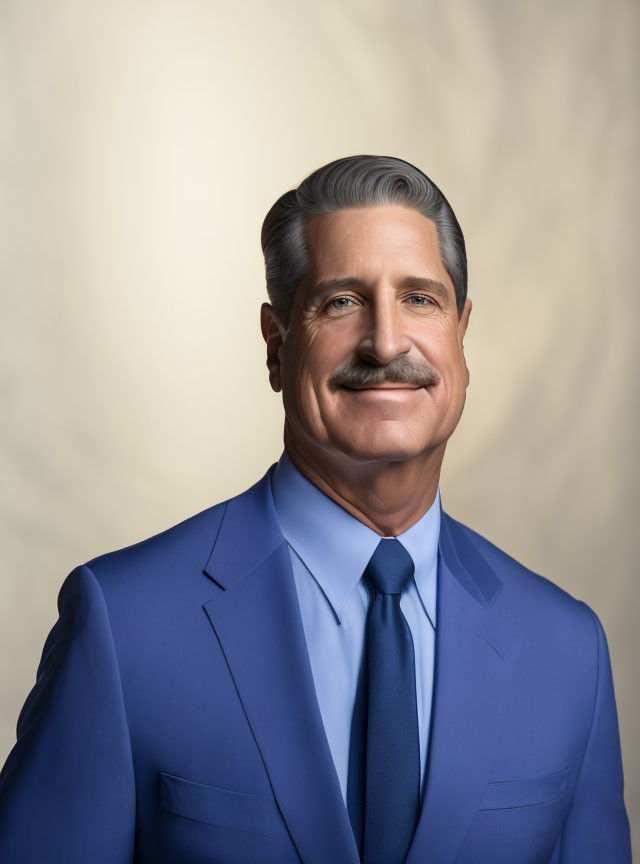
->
347, 538, 420, 864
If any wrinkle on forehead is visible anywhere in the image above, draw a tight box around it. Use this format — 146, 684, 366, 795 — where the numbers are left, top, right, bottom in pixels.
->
301, 206, 453, 297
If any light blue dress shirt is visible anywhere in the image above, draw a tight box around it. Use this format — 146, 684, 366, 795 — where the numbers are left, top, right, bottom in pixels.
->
270, 449, 440, 807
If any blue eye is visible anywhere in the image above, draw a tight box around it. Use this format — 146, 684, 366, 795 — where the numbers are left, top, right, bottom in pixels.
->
408, 295, 433, 306
330, 297, 354, 309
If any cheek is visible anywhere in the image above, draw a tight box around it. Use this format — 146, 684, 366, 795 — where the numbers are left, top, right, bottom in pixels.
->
416, 329, 459, 374
282, 340, 330, 425
294, 328, 342, 389
420, 336, 467, 409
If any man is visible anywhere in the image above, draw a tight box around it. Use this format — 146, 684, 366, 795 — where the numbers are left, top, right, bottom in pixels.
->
0, 155, 631, 863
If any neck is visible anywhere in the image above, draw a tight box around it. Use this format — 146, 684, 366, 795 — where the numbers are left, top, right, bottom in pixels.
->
283, 422, 444, 537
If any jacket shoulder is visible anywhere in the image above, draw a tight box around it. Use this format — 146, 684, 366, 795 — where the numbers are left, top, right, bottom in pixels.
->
446, 512, 600, 635
84, 499, 229, 589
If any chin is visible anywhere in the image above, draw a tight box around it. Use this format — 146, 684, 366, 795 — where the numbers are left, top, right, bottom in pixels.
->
329, 429, 432, 464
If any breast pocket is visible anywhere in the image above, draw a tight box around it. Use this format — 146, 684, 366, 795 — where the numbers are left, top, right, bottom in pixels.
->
458, 770, 570, 864
474, 767, 569, 844
159, 771, 284, 837
478, 767, 568, 811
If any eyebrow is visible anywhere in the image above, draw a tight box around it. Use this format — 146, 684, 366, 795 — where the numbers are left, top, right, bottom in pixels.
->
311, 276, 451, 304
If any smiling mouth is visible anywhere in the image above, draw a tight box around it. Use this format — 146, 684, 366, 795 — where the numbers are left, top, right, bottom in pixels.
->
340, 385, 423, 391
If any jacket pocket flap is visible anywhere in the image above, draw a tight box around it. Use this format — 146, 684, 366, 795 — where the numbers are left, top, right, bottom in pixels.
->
479, 768, 568, 811
159, 771, 281, 835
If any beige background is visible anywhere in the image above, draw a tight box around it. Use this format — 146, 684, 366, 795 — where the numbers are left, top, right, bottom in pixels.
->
1, 0, 638, 852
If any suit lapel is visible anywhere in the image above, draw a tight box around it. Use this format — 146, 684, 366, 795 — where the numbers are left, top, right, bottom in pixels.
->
202, 466, 360, 864
405, 509, 521, 864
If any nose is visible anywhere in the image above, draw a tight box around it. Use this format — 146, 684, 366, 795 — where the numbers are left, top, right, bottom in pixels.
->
357, 290, 412, 365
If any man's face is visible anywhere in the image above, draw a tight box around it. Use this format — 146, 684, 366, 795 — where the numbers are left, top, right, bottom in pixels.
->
262, 205, 472, 465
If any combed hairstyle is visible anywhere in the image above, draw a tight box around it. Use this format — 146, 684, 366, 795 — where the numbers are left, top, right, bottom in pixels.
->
260, 155, 467, 327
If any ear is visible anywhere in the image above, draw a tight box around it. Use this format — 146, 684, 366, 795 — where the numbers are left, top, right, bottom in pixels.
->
458, 297, 472, 386
261, 302, 287, 393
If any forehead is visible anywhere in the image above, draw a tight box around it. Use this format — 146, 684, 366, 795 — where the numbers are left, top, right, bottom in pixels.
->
302, 205, 450, 286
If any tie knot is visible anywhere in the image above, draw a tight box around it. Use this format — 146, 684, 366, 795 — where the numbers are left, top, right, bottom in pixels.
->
364, 538, 414, 596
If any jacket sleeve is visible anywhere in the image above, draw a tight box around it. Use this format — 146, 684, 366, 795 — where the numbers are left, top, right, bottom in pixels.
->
0, 565, 135, 863
558, 605, 632, 863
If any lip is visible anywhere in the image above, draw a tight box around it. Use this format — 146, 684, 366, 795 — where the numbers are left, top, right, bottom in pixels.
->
341, 385, 423, 392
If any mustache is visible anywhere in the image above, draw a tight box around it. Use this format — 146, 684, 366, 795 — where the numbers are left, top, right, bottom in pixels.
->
329, 356, 441, 389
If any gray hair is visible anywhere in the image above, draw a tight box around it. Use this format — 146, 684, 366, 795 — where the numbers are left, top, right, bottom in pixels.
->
260, 155, 467, 327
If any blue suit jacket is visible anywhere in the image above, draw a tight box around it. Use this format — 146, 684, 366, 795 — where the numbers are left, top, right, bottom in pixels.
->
0, 464, 631, 863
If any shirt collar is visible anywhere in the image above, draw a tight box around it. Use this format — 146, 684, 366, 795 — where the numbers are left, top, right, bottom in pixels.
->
270, 449, 440, 627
